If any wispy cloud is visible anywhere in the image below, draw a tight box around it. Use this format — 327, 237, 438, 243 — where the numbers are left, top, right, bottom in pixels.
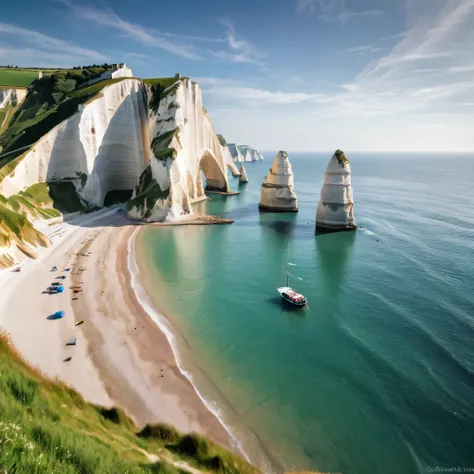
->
0, 22, 106, 62
207, 0, 474, 118
57, 0, 202, 60
210, 18, 265, 66
198, 77, 329, 105
332, 0, 474, 115
296, 0, 382, 23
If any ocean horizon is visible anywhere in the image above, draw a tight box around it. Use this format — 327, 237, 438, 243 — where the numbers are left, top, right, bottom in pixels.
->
135, 151, 474, 473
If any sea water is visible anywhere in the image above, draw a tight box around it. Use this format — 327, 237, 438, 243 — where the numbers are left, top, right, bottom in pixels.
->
136, 152, 474, 473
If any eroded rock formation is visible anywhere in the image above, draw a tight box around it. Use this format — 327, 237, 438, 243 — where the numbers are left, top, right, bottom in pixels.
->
259, 151, 298, 212
316, 150, 356, 232
239, 164, 248, 183
127, 79, 232, 221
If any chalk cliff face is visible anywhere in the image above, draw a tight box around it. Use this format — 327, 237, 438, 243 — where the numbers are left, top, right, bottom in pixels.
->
227, 143, 244, 162
259, 151, 298, 212
316, 150, 356, 232
238, 145, 252, 162
0, 88, 27, 109
0, 79, 149, 207
228, 143, 263, 162
0, 69, 263, 265
127, 79, 231, 221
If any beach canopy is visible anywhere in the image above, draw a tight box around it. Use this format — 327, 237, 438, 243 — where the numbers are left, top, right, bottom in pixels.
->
56, 286, 64, 293
50, 311, 65, 320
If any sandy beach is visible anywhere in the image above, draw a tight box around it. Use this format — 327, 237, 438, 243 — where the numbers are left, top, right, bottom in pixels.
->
0, 208, 233, 451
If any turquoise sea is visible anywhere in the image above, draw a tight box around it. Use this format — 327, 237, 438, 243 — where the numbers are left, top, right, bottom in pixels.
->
136, 152, 474, 473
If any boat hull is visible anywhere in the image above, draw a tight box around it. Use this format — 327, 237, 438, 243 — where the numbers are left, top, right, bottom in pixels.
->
277, 287, 307, 307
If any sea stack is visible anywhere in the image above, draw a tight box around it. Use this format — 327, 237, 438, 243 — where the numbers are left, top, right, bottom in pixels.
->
259, 151, 298, 212
316, 149, 356, 232
239, 164, 249, 183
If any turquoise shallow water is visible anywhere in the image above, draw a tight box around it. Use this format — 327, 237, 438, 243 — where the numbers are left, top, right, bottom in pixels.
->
138, 153, 474, 473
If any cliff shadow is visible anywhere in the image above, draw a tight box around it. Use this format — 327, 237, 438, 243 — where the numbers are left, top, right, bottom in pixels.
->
45, 87, 146, 221
80, 90, 146, 207
258, 212, 298, 239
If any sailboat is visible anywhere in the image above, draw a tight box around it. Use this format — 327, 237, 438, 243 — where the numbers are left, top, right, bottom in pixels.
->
277, 246, 307, 307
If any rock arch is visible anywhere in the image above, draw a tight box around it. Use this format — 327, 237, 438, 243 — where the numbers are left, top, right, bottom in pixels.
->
198, 148, 229, 193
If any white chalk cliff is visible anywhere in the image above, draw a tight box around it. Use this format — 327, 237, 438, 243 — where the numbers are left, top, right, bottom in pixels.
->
228, 143, 263, 162
239, 164, 249, 183
0, 69, 264, 265
0, 79, 148, 206
316, 150, 356, 232
259, 151, 298, 212
228, 143, 244, 162
238, 145, 252, 162
127, 78, 232, 221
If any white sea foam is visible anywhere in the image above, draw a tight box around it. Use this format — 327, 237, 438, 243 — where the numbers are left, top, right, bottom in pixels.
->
126, 227, 260, 468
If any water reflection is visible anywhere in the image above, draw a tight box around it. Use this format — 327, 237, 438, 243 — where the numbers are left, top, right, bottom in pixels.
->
316, 231, 356, 294
258, 212, 298, 238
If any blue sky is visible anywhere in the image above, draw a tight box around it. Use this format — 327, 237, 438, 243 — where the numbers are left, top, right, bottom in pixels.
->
1, 0, 473, 151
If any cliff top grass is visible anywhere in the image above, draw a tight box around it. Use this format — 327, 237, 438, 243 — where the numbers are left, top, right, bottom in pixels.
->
143, 77, 184, 89
0, 69, 39, 88
0, 330, 257, 473
334, 149, 349, 166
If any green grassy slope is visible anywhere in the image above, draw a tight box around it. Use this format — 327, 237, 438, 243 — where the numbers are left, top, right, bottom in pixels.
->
0, 331, 258, 473
0, 76, 132, 155
0, 69, 38, 87
0, 182, 69, 267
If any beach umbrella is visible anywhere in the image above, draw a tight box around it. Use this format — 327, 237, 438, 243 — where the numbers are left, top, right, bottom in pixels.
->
56, 286, 64, 293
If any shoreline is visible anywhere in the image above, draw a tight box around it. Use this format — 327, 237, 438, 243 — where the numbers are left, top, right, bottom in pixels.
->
0, 210, 235, 458
131, 227, 280, 473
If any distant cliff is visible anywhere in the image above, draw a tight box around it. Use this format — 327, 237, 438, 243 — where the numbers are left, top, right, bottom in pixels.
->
228, 143, 263, 162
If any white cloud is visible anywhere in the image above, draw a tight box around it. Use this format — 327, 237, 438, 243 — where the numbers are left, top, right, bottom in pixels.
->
57, 0, 202, 60
296, 0, 382, 23
206, 0, 474, 150
211, 18, 265, 66
0, 22, 106, 62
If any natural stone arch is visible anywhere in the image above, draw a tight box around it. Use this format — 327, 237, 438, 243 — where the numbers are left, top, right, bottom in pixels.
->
199, 149, 229, 192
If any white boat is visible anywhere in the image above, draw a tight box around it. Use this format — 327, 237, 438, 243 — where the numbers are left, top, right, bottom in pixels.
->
277, 256, 307, 307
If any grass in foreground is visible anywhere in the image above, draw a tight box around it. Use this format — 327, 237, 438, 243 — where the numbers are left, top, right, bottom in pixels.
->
0, 69, 38, 87
0, 331, 258, 473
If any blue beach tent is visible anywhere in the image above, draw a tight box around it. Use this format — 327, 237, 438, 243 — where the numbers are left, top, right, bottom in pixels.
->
56, 286, 64, 293
49, 311, 65, 320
